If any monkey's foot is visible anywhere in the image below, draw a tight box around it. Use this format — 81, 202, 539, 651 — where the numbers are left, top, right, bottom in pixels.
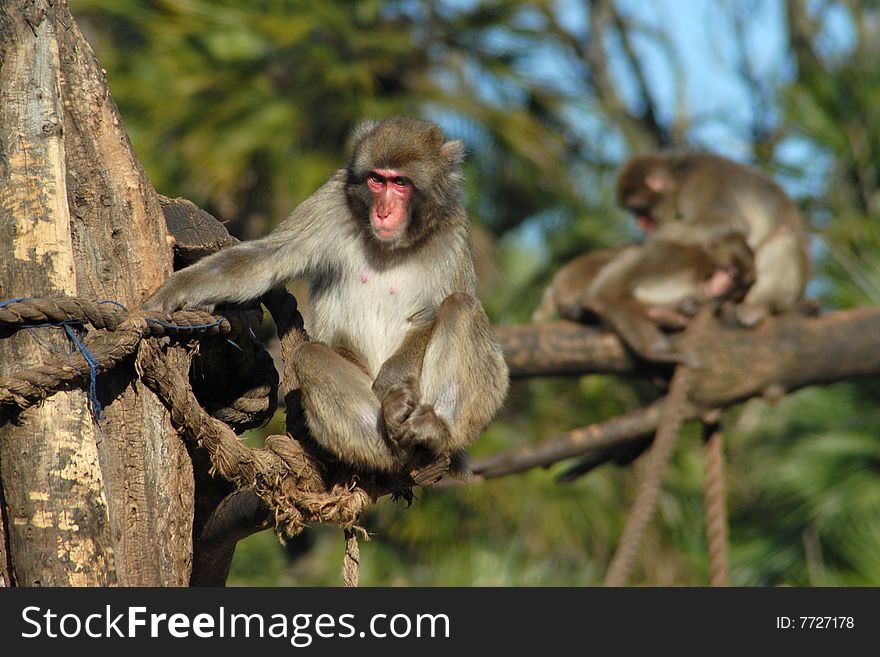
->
409, 451, 452, 486
646, 306, 692, 329
381, 381, 419, 437
397, 404, 450, 452
735, 303, 767, 327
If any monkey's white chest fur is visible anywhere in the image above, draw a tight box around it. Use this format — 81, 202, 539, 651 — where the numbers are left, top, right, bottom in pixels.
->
309, 258, 445, 378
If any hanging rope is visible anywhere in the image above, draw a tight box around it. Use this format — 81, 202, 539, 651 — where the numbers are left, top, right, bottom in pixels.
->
603, 363, 691, 586
343, 527, 361, 588
703, 427, 730, 586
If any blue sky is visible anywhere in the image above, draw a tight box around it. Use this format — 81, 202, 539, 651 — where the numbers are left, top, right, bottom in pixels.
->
618, 0, 789, 156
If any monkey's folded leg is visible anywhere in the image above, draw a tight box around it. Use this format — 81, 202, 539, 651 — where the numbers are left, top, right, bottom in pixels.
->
738, 228, 808, 326
412, 292, 509, 456
293, 341, 403, 472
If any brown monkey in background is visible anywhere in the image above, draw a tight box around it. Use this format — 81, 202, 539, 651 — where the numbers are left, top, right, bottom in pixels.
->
615, 151, 809, 328
146, 117, 509, 478
532, 234, 755, 362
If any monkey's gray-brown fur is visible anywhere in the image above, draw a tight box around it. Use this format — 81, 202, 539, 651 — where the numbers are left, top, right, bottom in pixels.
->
533, 235, 755, 363
616, 151, 809, 328
146, 117, 509, 476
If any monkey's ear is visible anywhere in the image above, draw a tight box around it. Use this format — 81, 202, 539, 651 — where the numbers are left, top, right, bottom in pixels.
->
441, 139, 466, 167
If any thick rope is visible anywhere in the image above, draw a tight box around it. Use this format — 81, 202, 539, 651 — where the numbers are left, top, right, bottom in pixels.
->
193, 337, 279, 432
0, 313, 148, 410
343, 528, 360, 587
0, 297, 263, 415
0, 297, 128, 332
604, 363, 692, 586
0, 296, 261, 339
704, 428, 730, 586
137, 328, 374, 539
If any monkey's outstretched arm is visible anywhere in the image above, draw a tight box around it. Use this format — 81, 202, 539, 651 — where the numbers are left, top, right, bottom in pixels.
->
145, 176, 349, 313
144, 241, 287, 313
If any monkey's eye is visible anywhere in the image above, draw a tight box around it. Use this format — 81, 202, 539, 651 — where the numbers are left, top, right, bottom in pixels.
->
392, 176, 410, 188
367, 172, 385, 185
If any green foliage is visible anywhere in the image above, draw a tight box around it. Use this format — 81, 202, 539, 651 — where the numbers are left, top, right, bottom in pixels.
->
728, 384, 880, 585
75, 0, 428, 235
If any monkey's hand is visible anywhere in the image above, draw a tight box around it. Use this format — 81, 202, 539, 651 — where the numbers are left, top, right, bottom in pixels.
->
396, 404, 451, 453
703, 268, 737, 299
142, 268, 217, 317
382, 388, 456, 483
397, 405, 457, 485
633, 333, 701, 369
142, 282, 193, 318
380, 379, 419, 440
142, 286, 173, 315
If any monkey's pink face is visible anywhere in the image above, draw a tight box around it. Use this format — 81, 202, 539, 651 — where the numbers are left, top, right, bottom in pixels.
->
366, 169, 412, 240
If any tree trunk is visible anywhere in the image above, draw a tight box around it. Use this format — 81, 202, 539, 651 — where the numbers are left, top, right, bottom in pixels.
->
0, 0, 192, 585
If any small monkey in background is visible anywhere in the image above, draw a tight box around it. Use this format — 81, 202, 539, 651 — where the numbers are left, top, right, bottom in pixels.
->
533, 235, 754, 362
615, 151, 809, 327
147, 117, 509, 479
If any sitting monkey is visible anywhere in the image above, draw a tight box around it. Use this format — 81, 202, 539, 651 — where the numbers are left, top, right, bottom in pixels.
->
146, 117, 509, 481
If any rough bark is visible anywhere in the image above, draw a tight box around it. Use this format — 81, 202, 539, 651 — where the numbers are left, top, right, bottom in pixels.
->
471, 399, 666, 480
496, 322, 637, 377
497, 309, 880, 407
0, 0, 192, 585
159, 195, 238, 268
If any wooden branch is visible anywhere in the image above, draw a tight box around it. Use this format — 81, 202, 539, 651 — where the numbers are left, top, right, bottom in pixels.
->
495, 321, 637, 377
583, 0, 667, 149
496, 308, 880, 407
484, 307, 880, 478
470, 398, 672, 480
608, 7, 669, 147
159, 195, 238, 267
685, 307, 880, 407
190, 489, 272, 587
785, 0, 823, 75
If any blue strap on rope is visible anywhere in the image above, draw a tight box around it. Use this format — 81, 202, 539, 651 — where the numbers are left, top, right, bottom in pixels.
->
2, 296, 244, 420
1, 296, 105, 420
145, 317, 223, 332
62, 323, 102, 421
